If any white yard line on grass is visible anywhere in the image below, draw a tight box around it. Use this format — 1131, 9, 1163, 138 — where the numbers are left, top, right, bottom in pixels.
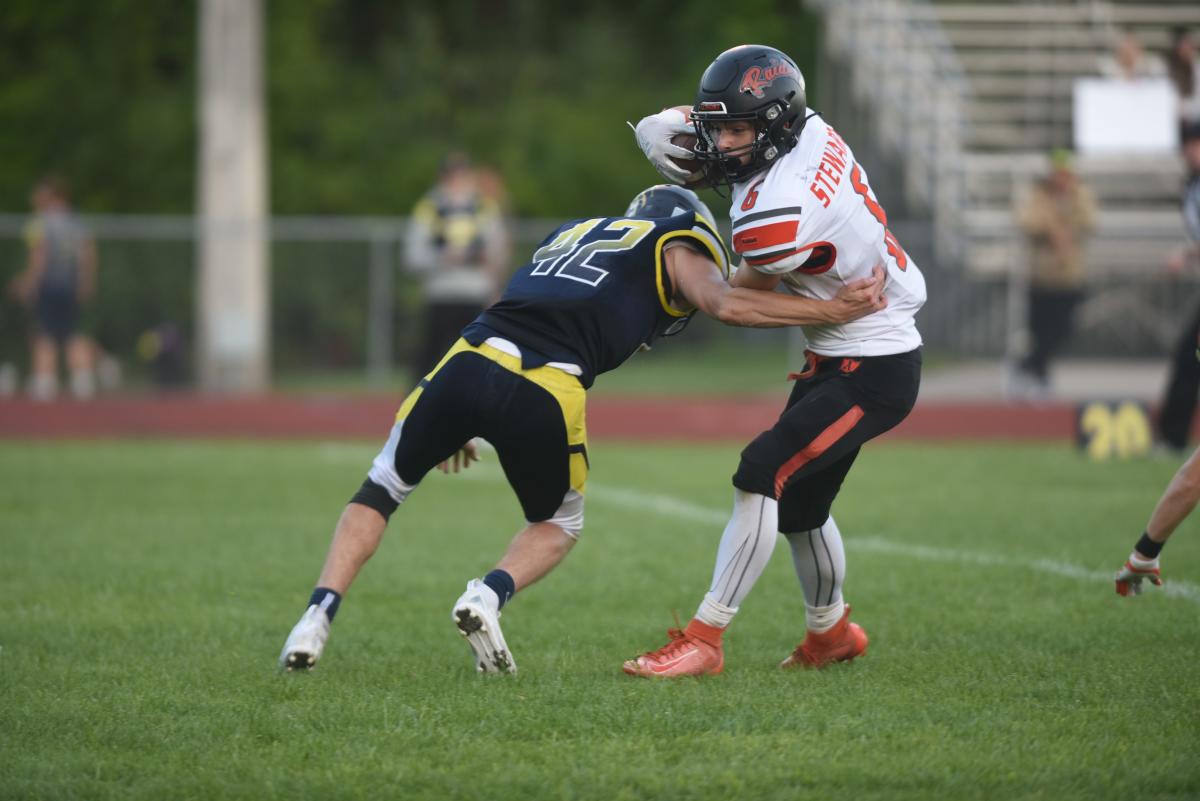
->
588, 482, 1200, 605
850, 536, 1200, 604
418, 454, 1200, 604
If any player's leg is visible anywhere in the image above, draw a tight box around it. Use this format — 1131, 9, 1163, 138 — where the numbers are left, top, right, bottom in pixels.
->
622, 486, 776, 677
778, 462, 869, 669
493, 520, 578, 590
625, 351, 919, 677
281, 344, 481, 670
623, 368, 846, 678
280, 502, 387, 671
770, 353, 920, 668
624, 366, 844, 678
451, 522, 574, 676
450, 358, 587, 673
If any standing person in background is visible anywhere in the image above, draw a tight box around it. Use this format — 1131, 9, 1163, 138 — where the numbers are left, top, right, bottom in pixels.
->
1157, 125, 1200, 453
10, 176, 98, 401
1167, 27, 1200, 139
1010, 150, 1097, 400
1098, 31, 1166, 82
405, 152, 510, 377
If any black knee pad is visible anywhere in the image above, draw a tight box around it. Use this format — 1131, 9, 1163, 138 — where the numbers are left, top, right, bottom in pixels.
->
349, 478, 399, 520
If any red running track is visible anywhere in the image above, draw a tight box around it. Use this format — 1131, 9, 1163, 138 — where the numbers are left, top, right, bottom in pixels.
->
0, 394, 1079, 441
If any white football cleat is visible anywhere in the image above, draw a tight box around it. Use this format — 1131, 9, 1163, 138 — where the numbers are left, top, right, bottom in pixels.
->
279, 604, 331, 671
452, 579, 516, 674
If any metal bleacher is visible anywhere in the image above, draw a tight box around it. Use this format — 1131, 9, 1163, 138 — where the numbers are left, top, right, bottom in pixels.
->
806, 0, 1200, 356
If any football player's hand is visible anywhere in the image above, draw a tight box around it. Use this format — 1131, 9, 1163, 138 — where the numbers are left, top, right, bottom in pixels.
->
828, 266, 888, 323
1115, 552, 1163, 597
630, 107, 695, 185
438, 439, 480, 475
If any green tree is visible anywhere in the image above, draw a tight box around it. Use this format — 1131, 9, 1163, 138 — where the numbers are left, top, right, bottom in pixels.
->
0, 0, 818, 374
0, 0, 818, 216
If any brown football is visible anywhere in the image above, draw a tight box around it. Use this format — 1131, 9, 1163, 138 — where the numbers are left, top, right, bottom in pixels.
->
669, 132, 701, 174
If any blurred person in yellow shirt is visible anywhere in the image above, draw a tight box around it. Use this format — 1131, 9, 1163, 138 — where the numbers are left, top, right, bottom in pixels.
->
405, 152, 511, 377
1010, 150, 1097, 400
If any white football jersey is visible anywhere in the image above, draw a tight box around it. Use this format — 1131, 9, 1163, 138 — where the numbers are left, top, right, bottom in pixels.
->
729, 113, 926, 356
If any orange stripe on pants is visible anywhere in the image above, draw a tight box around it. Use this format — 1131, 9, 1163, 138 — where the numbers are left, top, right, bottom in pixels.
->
773, 405, 865, 498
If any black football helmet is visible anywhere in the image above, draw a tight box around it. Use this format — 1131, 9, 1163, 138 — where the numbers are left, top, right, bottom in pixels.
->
690, 45, 808, 189
624, 184, 717, 230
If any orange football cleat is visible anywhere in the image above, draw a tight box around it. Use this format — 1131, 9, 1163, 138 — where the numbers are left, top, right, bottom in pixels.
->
780, 605, 868, 669
623, 619, 724, 678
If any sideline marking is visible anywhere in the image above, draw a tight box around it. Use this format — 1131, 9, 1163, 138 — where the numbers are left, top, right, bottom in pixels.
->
392, 451, 1200, 604
591, 481, 1200, 604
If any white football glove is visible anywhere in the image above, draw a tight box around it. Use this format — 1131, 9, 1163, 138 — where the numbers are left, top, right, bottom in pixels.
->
1114, 552, 1163, 597
629, 107, 696, 185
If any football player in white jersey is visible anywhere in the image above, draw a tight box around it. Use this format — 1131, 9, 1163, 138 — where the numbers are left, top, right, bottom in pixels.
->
625, 45, 927, 677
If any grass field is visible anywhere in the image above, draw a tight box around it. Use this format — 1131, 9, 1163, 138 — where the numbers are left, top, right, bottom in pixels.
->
2, 439, 1198, 800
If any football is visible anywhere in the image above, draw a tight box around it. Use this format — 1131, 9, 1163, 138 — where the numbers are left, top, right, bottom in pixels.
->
669, 132, 701, 175
666, 105, 703, 178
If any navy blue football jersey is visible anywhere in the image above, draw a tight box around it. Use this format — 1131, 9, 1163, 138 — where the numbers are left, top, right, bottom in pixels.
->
462, 212, 728, 387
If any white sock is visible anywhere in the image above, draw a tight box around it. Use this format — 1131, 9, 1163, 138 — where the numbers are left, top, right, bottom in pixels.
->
70, 369, 96, 400
804, 600, 846, 633
783, 515, 847, 633
695, 595, 737, 629
29, 373, 57, 402
694, 489, 778, 629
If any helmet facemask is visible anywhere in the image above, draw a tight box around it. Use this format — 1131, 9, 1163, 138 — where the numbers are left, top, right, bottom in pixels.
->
692, 98, 800, 192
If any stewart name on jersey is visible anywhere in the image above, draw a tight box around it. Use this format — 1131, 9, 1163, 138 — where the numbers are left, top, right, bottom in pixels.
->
462, 212, 728, 388
729, 112, 927, 357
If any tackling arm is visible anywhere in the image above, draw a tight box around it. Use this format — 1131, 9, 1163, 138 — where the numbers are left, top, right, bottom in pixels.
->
665, 245, 886, 328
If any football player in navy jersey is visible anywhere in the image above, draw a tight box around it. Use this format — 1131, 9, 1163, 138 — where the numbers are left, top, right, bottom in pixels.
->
280, 184, 887, 674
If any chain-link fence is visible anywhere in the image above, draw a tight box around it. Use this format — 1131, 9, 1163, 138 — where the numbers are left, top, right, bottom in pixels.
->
0, 213, 1194, 394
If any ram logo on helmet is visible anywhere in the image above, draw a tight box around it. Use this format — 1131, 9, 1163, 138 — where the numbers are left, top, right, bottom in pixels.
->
738, 60, 799, 99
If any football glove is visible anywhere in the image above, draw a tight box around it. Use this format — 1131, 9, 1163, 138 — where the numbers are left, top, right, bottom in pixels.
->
1114, 552, 1163, 597
629, 108, 696, 185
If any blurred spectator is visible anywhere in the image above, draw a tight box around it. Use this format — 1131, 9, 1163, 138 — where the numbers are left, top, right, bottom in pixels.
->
1098, 31, 1167, 81
1167, 27, 1200, 137
1156, 124, 1200, 452
1011, 150, 1097, 399
404, 152, 510, 377
9, 176, 99, 401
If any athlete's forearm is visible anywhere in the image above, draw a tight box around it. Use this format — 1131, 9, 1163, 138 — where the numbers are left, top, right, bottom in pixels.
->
1145, 446, 1200, 542
712, 287, 838, 327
